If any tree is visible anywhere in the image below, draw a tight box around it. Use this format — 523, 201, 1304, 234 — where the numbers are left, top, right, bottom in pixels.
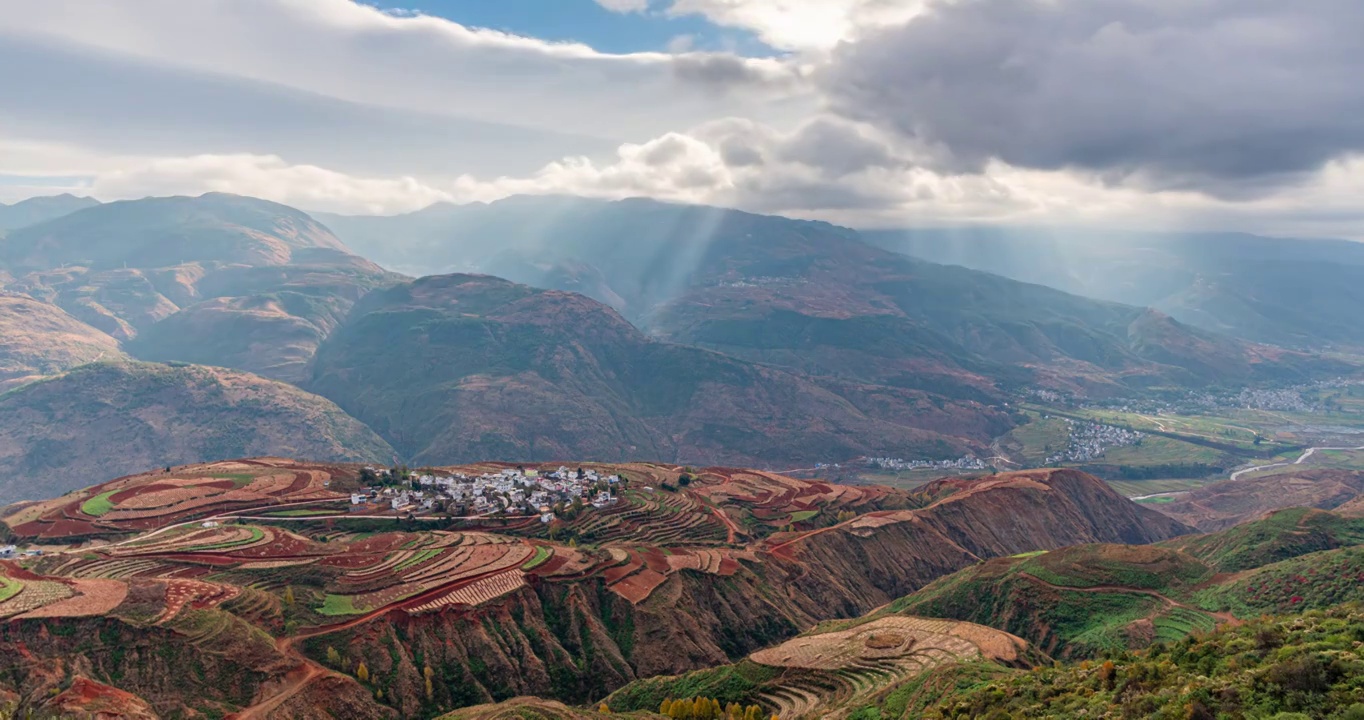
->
355, 661, 370, 683
325, 646, 341, 666
660, 699, 673, 715
424, 665, 434, 699
598, 703, 611, 713
282, 586, 295, 607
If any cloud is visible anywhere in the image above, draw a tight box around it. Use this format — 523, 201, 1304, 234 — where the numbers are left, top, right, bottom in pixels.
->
595, 0, 651, 11
824, 0, 1364, 194
663, 0, 928, 51
2, 0, 808, 143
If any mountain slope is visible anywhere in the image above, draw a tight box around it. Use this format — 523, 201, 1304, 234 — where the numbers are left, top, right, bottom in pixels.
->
308, 274, 1011, 467
0, 192, 345, 272
321, 196, 1330, 396
0, 292, 125, 391
867, 228, 1364, 350
1153, 468, 1364, 532
1, 193, 401, 381
0, 361, 396, 504
0, 194, 100, 231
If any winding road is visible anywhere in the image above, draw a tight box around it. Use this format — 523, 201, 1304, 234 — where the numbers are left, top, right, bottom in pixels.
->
1130, 443, 1364, 502
1228, 444, 1364, 482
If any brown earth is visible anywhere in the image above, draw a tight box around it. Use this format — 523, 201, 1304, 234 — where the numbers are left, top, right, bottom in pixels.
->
0, 292, 125, 391
308, 273, 1012, 469
0, 362, 396, 505
1154, 468, 1364, 531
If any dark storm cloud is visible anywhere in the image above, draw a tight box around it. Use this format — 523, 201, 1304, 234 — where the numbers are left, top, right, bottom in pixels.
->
825, 0, 1364, 193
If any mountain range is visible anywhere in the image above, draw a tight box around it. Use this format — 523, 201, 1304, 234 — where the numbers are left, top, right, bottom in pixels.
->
865, 227, 1364, 351
0, 192, 1354, 501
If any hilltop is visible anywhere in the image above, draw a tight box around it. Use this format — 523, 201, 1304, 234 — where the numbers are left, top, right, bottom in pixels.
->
0, 362, 396, 504
307, 273, 1010, 468
0, 193, 400, 383
0, 463, 1181, 718
0, 194, 99, 232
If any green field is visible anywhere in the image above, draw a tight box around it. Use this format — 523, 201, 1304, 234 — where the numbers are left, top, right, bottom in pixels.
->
1000, 412, 1071, 465
789, 509, 819, 523
80, 490, 119, 517
265, 509, 339, 518
1106, 477, 1212, 497
0, 576, 22, 604
522, 546, 553, 570
317, 593, 365, 616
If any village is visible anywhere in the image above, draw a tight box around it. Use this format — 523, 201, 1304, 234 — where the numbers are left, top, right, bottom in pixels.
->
1044, 419, 1145, 465
863, 455, 989, 473
352, 465, 623, 523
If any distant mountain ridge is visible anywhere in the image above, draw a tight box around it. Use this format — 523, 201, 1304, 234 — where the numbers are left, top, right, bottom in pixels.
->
0, 194, 99, 232
321, 196, 1339, 395
865, 227, 1364, 350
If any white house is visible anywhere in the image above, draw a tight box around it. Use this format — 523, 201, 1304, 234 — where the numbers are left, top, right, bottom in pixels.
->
351, 493, 367, 505
0, 545, 16, 559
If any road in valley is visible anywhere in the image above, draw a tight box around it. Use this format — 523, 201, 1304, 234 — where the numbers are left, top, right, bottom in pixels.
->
1129, 443, 1364, 502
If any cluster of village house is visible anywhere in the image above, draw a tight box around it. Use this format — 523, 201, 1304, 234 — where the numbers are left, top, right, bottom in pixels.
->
0, 545, 40, 559
352, 466, 621, 523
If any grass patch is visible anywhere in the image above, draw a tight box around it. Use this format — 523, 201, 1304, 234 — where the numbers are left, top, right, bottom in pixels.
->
317, 594, 365, 616
1011, 550, 1048, 559
394, 548, 442, 571
214, 473, 256, 489
0, 576, 23, 604
1135, 496, 1177, 504
80, 490, 119, 517
265, 509, 338, 518
522, 546, 553, 571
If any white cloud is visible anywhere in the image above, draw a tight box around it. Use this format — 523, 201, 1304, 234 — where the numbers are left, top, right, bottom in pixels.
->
2, 0, 1363, 240
663, 0, 929, 51
595, 0, 651, 11
2, 0, 807, 142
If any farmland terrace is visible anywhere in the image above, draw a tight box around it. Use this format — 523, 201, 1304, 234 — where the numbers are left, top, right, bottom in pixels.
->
0, 461, 1187, 719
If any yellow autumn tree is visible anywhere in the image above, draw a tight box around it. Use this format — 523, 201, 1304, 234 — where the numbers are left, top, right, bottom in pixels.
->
660, 699, 673, 715
355, 660, 370, 683
598, 703, 611, 712
424, 665, 435, 699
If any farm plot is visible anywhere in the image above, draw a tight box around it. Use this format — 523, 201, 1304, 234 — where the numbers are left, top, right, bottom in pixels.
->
748, 617, 1027, 720
407, 570, 527, 613
0, 580, 75, 618
16, 579, 128, 619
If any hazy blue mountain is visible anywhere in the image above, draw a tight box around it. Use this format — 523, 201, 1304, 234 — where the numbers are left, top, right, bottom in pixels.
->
318, 196, 1338, 395
0, 194, 100, 231
864, 228, 1364, 350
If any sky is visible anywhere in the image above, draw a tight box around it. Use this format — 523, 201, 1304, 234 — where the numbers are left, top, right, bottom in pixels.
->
4, 0, 1364, 237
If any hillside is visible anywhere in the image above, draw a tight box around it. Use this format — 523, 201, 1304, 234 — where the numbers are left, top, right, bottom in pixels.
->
0, 193, 401, 381
0, 362, 396, 504
0, 292, 125, 391
321, 196, 1332, 397
1161, 506, 1364, 571
868, 227, 1364, 351
0, 463, 1181, 718
307, 273, 1011, 468
0, 194, 100, 231
883, 605, 1364, 720
1154, 468, 1364, 531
